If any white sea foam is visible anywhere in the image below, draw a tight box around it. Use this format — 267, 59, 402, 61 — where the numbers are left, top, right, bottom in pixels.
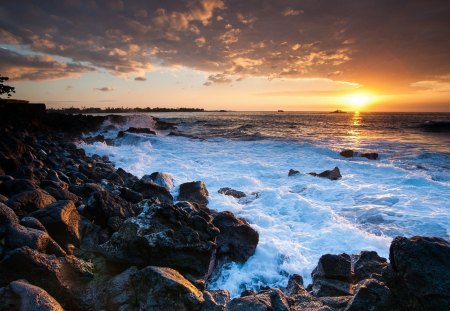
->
81, 125, 450, 297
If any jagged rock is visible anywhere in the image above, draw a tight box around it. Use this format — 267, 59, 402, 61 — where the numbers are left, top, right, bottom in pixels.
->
83, 190, 136, 233
29, 200, 81, 250
309, 167, 342, 180
144, 172, 174, 191
340, 150, 355, 158
133, 177, 173, 204
213, 211, 259, 263
360, 153, 378, 160
285, 283, 332, 311
98, 203, 217, 278
202, 290, 231, 311
97, 266, 204, 311
178, 181, 209, 205
345, 279, 394, 311
7, 189, 56, 218
228, 288, 290, 311
218, 187, 246, 199
284, 274, 304, 296
288, 169, 300, 176
8, 279, 65, 311
311, 253, 352, 297
354, 251, 388, 282
125, 127, 156, 135
387, 236, 450, 310
119, 187, 143, 203
0, 247, 93, 310
319, 296, 352, 309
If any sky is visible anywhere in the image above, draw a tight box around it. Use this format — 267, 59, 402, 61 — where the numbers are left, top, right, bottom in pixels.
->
0, 0, 449, 111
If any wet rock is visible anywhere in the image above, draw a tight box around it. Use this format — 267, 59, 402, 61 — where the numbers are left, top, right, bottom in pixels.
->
285, 283, 332, 311
0, 247, 93, 310
218, 187, 246, 199
319, 296, 352, 309
125, 127, 156, 135
309, 167, 342, 180
284, 274, 304, 296
387, 236, 450, 310
119, 187, 143, 203
340, 149, 355, 158
311, 253, 352, 297
354, 251, 388, 283
213, 211, 259, 263
288, 169, 300, 176
29, 200, 81, 250
228, 288, 290, 311
178, 181, 209, 205
143, 172, 174, 191
360, 153, 378, 160
345, 279, 394, 311
83, 190, 136, 233
44, 187, 79, 203
98, 203, 217, 278
133, 177, 173, 204
68, 183, 103, 198
7, 189, 56, 218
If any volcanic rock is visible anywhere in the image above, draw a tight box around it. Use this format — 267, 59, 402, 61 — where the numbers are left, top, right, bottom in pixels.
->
288, 169, 300, 176
311, 253, 352, 297
309, 167, 342, 180
7, 189, 56, 218
218, 187, 246, 199
178, 181, 209, 205
228, 288, 290, 311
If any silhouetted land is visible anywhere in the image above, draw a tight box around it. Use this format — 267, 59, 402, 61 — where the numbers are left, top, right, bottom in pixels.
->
47, 106, 205, 114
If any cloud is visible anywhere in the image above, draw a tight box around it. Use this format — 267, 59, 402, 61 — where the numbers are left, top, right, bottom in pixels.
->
0, 48, 95, 81
206, 73, 232, 84
94, 87, 114, 92
0, 0, 448, 91
134, 76, 147, 81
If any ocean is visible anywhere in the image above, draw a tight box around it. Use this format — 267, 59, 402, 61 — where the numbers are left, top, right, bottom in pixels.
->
80, 111, 450, 296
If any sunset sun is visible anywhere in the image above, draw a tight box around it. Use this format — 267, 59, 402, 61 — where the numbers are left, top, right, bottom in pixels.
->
345, 93, 374, 110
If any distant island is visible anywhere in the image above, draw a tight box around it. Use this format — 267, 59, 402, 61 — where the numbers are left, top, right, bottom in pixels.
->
330, 109, 347, 113
47, 106, 205, 114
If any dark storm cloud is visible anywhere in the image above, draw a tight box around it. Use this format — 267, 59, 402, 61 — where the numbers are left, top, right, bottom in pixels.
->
134, 76, 147, 81
0, 0, 449, 89
0, 48, 94, 80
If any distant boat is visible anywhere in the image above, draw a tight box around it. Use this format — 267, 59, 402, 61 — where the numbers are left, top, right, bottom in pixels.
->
278, 110, 284, 112
330, 109, 346, 113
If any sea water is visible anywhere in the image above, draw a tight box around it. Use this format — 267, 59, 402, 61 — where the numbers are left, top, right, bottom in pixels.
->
80, 112, 450, 296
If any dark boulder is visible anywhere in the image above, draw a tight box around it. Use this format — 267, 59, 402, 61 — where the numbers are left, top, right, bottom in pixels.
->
288, 169, 300, 176
1, 279, 64, 311
387, 236, 450, 310
4, 223, 65, 256
354, 251, 388, 283
20, 216, 47, 232
0, 179, 37, 197
309, 167, 342, 180
228, 288, 290, 311
83, 190, 136, 233
119, 187, 143, 203
44, 187, 79, 203
0, 247, 93, 310
213, 211, 259, 263
218, 187, 246, 199
311, 253, 353, 297
29, 200, 81, 250
202, 290, 231, 311
340, 149, 355, 158
0, 202, 19, 234
125, 127, 156, 135
7, 189, 56, 218
360, 153, 379, 160
98, 203, 217, 278
178, 181, 209, 205
133, 177, 173, 204
143, 172, 174, 190
345, 279, 394, 311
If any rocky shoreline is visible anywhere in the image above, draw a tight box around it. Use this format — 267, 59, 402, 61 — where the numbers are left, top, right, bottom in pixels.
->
1, 108, 449, 310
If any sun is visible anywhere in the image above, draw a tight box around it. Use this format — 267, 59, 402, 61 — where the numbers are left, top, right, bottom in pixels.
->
345, 93, 374, 110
